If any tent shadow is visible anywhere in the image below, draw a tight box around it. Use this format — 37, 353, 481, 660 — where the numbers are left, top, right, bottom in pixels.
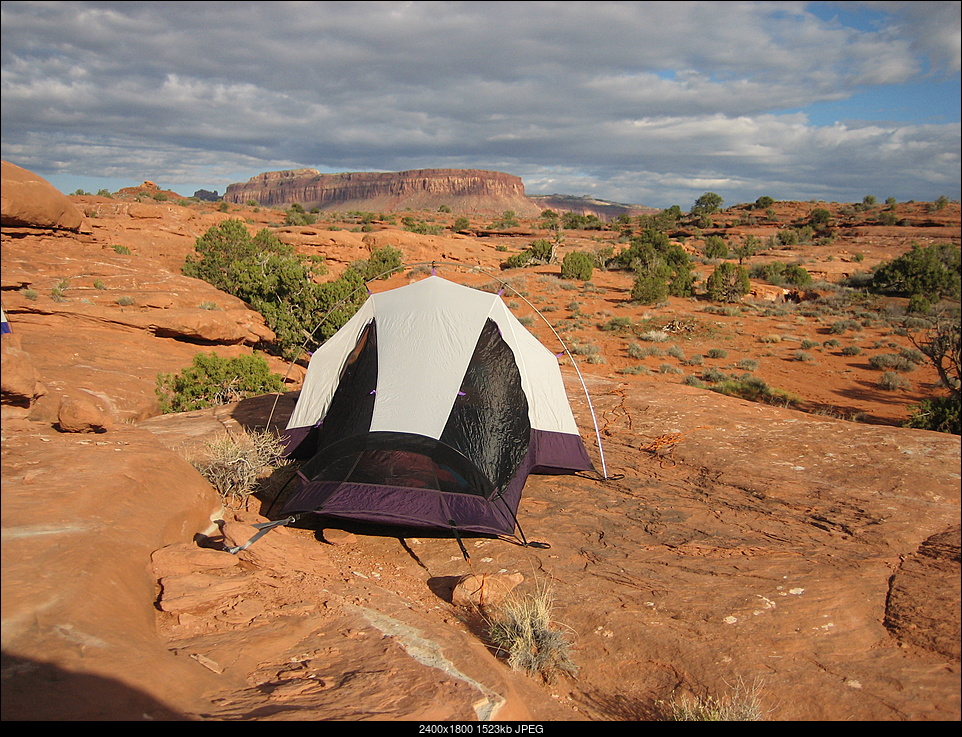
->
1, 651, 191, 721
229, 391, 299, 435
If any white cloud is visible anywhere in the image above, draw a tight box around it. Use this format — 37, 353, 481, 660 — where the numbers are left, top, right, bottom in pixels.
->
1, 1, 958, 207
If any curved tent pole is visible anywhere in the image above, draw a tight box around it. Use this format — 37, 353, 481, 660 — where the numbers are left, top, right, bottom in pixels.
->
264, 260, 611, 481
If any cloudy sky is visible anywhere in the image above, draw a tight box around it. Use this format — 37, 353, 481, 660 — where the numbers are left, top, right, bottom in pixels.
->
2, 1, 959, 209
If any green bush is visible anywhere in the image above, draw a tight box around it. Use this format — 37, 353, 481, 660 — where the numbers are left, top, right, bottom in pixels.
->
183, 218, 390, 358
703, 235, 729, 259
502, 251, 532, 269
904, 396, 960, 435
631, 274, 669, 305
749, 261, 812, 287
709, 375, 798, 408
283, 203, 317, 226
156, 352, 285, 413
705, 263, 750, 303
692, 192, 723, 216
871, 243, 961, 301
617, 232, 694, 300
501, 239, 556, 269
561, 251, 594, 281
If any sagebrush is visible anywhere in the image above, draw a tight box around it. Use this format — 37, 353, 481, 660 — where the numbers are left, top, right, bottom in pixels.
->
191, 429, 288, 508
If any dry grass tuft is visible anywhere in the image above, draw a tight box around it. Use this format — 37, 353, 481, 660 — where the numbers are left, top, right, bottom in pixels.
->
485, 585, 578, 683
190, 429, 288, 508
666, 679, 766, 721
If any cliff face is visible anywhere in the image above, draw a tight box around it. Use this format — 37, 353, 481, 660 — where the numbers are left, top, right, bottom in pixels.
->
529, 194, 657, 220
223, 168, 542, 216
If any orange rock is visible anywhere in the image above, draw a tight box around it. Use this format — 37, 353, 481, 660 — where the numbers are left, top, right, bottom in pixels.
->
1, 159, 86, 231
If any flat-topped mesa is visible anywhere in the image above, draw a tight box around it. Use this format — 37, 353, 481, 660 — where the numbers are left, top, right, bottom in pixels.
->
223, 168, 542, 216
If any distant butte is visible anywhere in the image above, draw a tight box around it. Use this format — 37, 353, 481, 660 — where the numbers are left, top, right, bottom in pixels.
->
222, 168, 540, 216
222, 168, 652, 218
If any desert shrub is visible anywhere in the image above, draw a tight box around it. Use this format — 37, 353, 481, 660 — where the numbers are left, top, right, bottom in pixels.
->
736, 358, 759, 371
485, 586, 577, 683
868, 353, 914, 372
701, 367, 729, 383
570, 342, 605, 364
617, 232, 694, 299
750, 261, 811, 287
706, 348, 728, 359
870, 243, 961, 301
618, 365, 651, 375
502, 239, 556, 269
793, 350, 815, 362
879, 371, 911, 391
600, 316, 633, 332
283, 203, 316, 226
666, 680, 765, 721
733, 235, 760, 264
561, 250, 594, 281
829, 319, 861, 335
627, 343, 649, 359
904, 396, 960, 435
709, 375, 798, 407
502, 250, 532, 269
899, 347, 927, 365
156, 352, 284, 414
183, 218, 390, 358
782, 264, 813, 287
703, 235, 729, 259
705, 263, 750, 303
809, 208, 832, 228
691, 192, 723, 216
356, 246, 403, 280
189, 429, 288, 508
639, 330, 670, 343
841, 345, 862, 356
631, 274, 669, 305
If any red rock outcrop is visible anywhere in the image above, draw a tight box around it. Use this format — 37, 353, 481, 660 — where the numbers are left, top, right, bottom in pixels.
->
1, 160, 86, 232
223, 168, 543, 216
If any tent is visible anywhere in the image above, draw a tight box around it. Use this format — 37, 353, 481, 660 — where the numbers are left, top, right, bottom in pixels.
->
278, 275, 594, 541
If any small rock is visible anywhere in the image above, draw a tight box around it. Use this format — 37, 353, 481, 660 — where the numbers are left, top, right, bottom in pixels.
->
322, 528, 357, 545
57, 396, 112, 433
452, 572, 524, 608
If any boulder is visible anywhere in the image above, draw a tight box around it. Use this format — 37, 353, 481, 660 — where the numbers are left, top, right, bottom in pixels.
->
0, 332, 46, 409
452, 572, 525, 608
56, 395, 114, 433
1, 160, 86, 231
